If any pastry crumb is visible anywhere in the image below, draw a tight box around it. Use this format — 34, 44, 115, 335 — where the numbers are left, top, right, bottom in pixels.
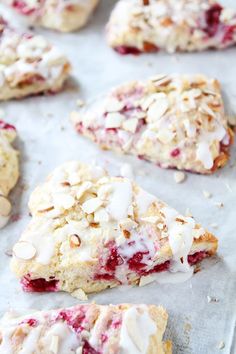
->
217, 341, 225, 349
71, 288, 88, 301
203, 190, 212, 199
215, 202, 224, 208
210, 223, 218, 229
76, 99, 85, 107
207, 295, 219, 303
174, 171, 186, 183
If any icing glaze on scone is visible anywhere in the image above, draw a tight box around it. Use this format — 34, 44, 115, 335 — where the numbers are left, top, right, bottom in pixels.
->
0, 120, 19, 228
0, 17, 70, 100
73, 74, 233, 174
107, 0, 236, 54
11, 161, 217, 294
0, 304, 171, 354
6, 0, 99, 32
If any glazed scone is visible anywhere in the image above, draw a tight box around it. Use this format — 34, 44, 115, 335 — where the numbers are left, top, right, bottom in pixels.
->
0, 16, 70, 101
0, 303, 171, 354
107, 0, 236, 54
6, 0, 99, 32
0, 120, 19, 228
72, 74, 233, 174
11, 161, 217, 295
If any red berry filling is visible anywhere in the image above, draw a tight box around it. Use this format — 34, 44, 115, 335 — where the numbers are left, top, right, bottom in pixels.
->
12, 0, 37, 15
82, 341, 101, 354
20, 318, 38, 327
0, 120, 16, 131
171, 148, 180, 158
21, 275, 59, 292
57, 308, 86, 333
114, 46, 142, 55
188, 250, 208, 265
204, 3, 223, 37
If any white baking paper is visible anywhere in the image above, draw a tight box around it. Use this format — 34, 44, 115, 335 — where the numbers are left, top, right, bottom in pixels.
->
0, 1, 235, 353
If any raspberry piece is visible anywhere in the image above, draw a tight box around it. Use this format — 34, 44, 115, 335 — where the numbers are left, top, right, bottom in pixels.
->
21, 275, 58, 292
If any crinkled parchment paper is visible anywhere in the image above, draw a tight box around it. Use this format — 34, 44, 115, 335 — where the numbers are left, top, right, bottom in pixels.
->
0, 1, 235, 353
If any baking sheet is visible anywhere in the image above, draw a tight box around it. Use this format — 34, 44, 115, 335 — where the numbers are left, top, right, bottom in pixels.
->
0, 1, 236, 353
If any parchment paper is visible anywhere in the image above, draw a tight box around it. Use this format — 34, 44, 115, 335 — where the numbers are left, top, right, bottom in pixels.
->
0, 1, 235, 353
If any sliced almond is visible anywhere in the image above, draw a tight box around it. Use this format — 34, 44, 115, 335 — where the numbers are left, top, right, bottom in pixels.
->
123, 229, 131, 239
13, 241, 36, 260
69, 234, 81, 248
105, 112, 124, 128
140, 216, 159, 223
50, 335, 59, 354
122, 118, 138, 133
0, 195, 11, 217
139, 274, 156, 286
147, 94, 169, 122
199, 103, 215, 117
105, 97, 125, 112
94, 208, 109, 223
71, 288, 88, 301
81, 197, 103, 214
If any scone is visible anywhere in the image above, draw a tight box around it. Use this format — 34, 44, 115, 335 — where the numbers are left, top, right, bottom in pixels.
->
0, 16, 70, 101
72, 74, 233, 174
11, 161, 217, 295
107, 0, 236, 54
0, 120, 19, 228
6, 0, 99, 32
0, 303, 171, 354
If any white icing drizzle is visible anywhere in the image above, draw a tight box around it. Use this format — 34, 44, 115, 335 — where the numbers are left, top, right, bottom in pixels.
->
119, 306, 156, 354
18, 325, 43, 354
106, 180, 132, 221
196, 142, 213, 169
135, 189, 157, 215
162, 207, 196, 271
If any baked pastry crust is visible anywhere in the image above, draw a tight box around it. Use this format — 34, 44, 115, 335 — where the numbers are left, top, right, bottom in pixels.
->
0, 17, 70, 101
6, 0, 99, 32
0, 120, 19, 228
11, 161, 218, 295
72, 74, 233, 174
0, 303, 171, 353
107, 0, 236, 54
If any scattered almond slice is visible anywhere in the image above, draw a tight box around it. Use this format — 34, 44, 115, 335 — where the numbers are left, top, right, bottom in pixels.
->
174, 171, 186, 183
105, 112, 124, 128
71, 288, 88, 301
13, 241, 36, 260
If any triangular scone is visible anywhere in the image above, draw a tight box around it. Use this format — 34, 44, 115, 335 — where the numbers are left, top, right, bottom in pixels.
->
72, 74, 233, 174
0, 120, 19, 228
107, 0, 236, 54
11, 161, 217, 295
0, 304, 171, 354
5, 0, 99, 32
0, 17, 70, 100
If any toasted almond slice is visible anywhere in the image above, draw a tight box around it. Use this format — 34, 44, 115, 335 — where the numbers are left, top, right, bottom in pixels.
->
122, 118, 138, 133
105, 97, 125, 112
147, 95, 169, 121
0, 195, 11, 217
199, 103, 215, 117
71, 288, 88, 301
140, 216, 159, 223
69, 234, 81, 248
105, 112, 124, 128
139, 274, 156, 286
50, 335, 59, 354
81, 197, 103, 214
13, 241, 36, 260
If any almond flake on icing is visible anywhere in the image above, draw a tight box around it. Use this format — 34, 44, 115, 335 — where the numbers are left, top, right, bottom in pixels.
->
105, 112, 124, 128
135, 189, 157, 215
53, 194, 75, 210
140, 216, 159, 223
13, 241, 36, 260
81, 197, 103, 214
199, 103, 215, 117
76, 181, 93, 200
94, 208, 109, 222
